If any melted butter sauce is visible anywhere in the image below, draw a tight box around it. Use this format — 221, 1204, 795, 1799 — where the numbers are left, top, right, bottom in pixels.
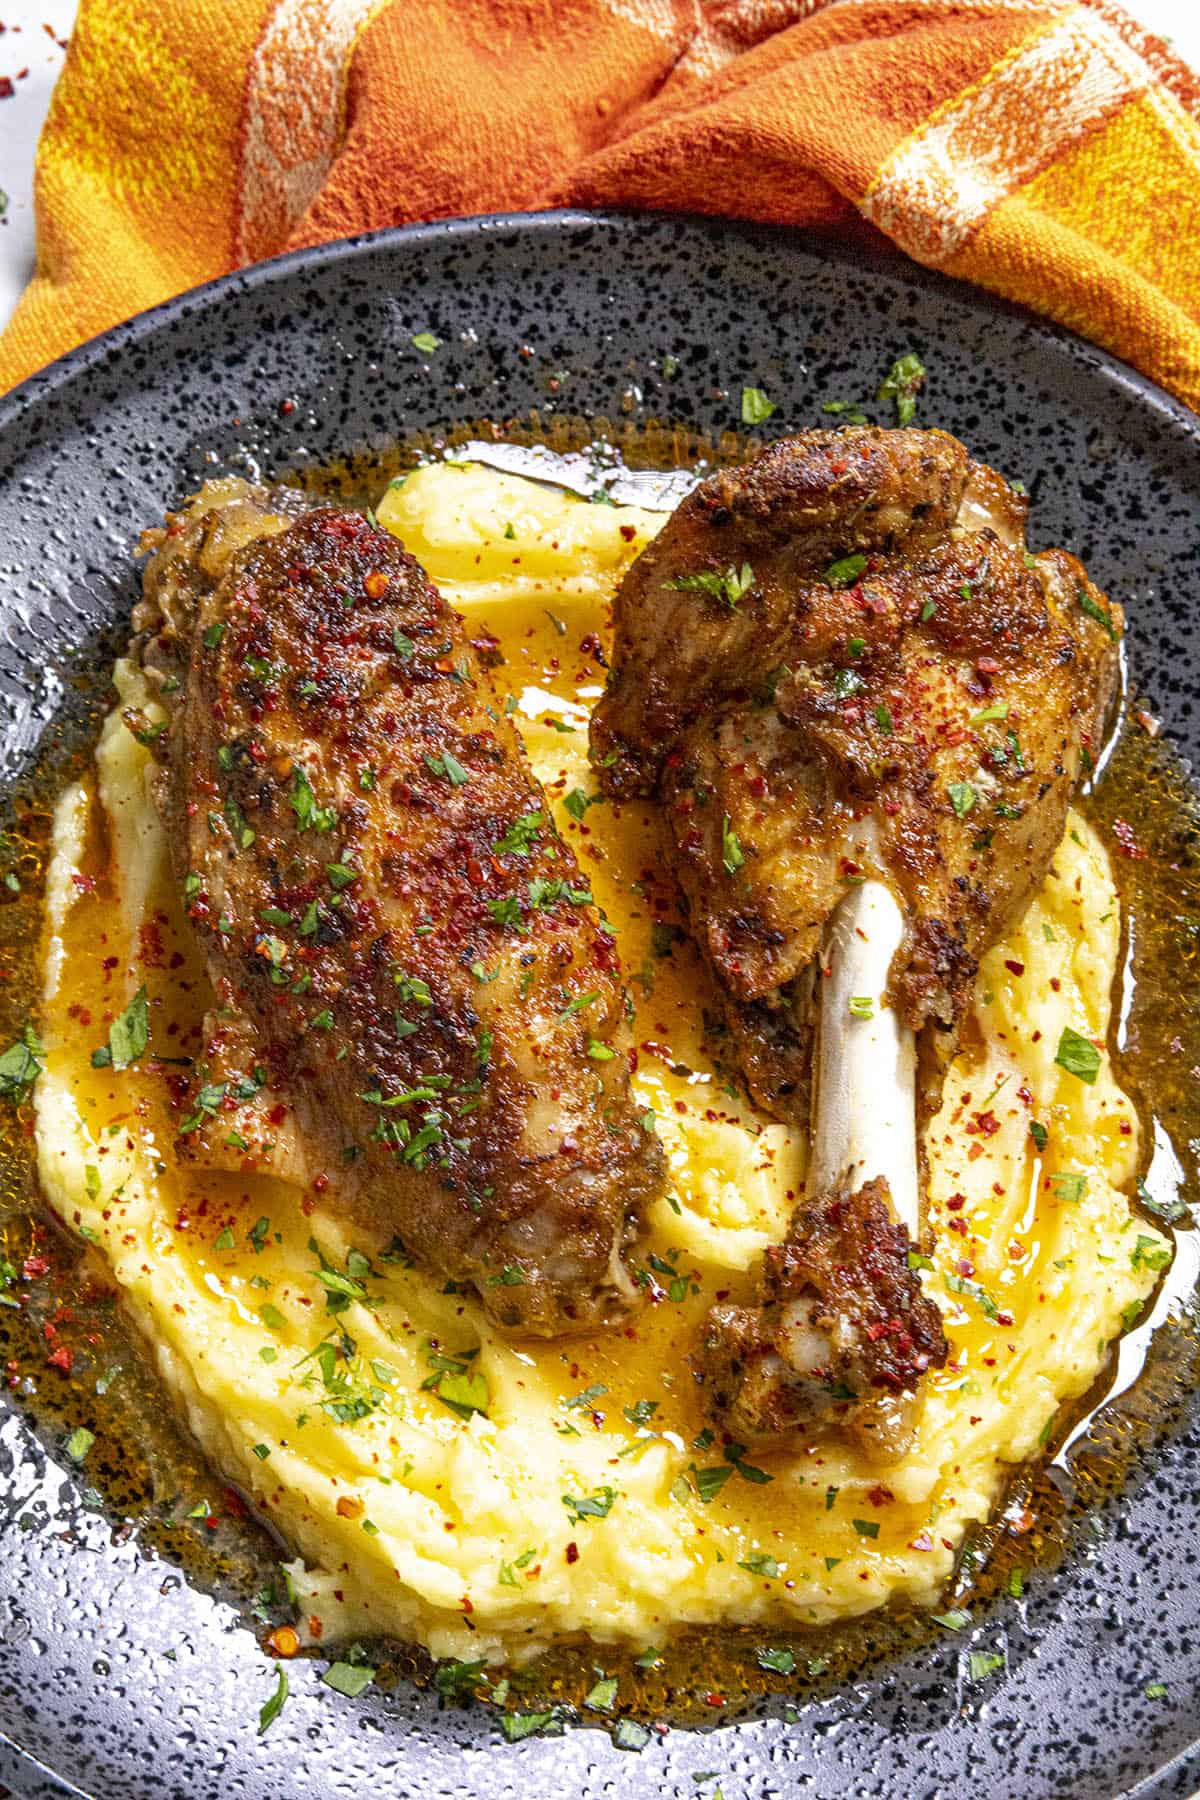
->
0, 423, 1197, 1728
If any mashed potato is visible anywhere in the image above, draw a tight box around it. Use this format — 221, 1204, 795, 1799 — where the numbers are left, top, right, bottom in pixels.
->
34, 464, 1166, 1665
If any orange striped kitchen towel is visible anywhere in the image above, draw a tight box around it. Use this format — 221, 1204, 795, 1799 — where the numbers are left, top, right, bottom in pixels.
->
2, 0, 1199, 408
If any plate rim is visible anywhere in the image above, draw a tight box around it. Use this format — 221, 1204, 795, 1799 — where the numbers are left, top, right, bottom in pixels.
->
0, 205, 1197, 1800
1, 207, 1198, 452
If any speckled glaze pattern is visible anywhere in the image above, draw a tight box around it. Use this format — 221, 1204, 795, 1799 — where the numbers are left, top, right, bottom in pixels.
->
0, 212, 1197, 1800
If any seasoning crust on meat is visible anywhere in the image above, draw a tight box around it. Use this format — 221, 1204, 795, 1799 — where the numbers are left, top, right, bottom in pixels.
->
133, 479, 663, 1335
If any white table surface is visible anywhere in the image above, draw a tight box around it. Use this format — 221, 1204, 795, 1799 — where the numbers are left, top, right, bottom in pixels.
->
1, 0, 1198, 339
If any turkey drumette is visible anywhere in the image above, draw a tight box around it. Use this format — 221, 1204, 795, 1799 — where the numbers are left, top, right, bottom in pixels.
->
590, 428, 1123, 1452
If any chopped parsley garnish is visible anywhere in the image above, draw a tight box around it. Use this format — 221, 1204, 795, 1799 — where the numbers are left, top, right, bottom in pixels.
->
721, 814, 745, 876
0, 1026, 42, 1102
493, 811, 543, 855
612, 1718, 651, 1752
877, 351, 926, 425
665, 563, 754, 609
258, 1666, 289, 1734
291, 764, 337, 833
932, 1608, 971, 1631
821, 398, 868, 425
1050, 1170, 1087, 1203
565, 1382, 608, 1410
323, 1660, 376, 1698
756, 1645, 794, 1672
1054, 1026, 1101, 1084
559, 989, 599, 1018
1131, 1234, 1171, 1273
563, 787, 598, 823
830, 667, 866, 699
434, 1657, 488, 1699
64, 1426, 95, 1463
1029, 1120, 1048, 1153
944, 1270, 1000, 1320
487, 895, 525, 932
1077, 584, 1117, 641
852, 1518, 880, 1539
948, 781, 977, 818
422, 1347, 490, 1420
562, 1486, 616, 1524
91, 986, 149, 1072
584, 1675, 619, 1712
426, 750, 470, 787
740, 1553, 780, 1578
501, 1710, 562, 1743
687, 1462, 734, 1504
967, 1650, 1005, 1682
412, 331, 440, 353
848, 995, 874, 1020
741, 385, 776, 425
824, 553, 867, 590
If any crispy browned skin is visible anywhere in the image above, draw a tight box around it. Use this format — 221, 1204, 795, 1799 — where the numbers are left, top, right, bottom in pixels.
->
697, 1178, 948, 1453
591, 429, 1123, 1442
589, 427, 972, 797
133, 479, 663, 1335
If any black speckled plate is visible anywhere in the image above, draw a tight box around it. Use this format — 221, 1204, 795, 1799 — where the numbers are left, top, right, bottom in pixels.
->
0, 211, 1198, 1800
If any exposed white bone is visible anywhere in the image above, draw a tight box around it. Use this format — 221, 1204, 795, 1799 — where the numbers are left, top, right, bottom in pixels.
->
806, 868, 918, 1238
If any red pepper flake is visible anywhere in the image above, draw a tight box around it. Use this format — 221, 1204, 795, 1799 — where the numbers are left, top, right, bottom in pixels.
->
363, 570, 390, 600
866, 1485, 894, 1507
46, 1346, 74, 1374
1004, 959, 1025, 977
0, 77, 13, 100
21, 1255, 50, 1280
565, 1541, 579, 1564
279, 399, 296, 416
967, 1110, 1001, 1137
1112, 818, 1145, 859
704, 1692, 726, 1709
